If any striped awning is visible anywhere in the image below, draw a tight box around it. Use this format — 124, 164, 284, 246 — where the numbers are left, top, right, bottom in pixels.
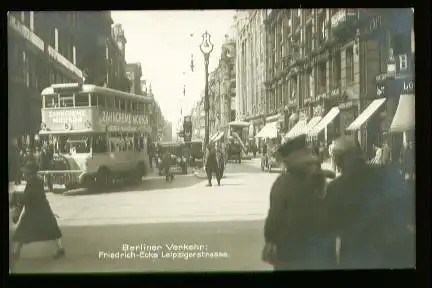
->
285, 120, 307, 139
255, 122, 278, 139
210, 132, 220, 142
346, 98, 386, 131
213, 132, 225, 142
304, 116, 322, 134
308, 107, 340, 136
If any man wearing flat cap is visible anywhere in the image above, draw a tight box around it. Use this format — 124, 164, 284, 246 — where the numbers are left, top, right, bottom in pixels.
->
262, 134, 336, 270
324, 136, 415, 269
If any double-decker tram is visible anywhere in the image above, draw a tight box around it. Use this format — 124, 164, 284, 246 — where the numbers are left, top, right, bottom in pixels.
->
39, 83, 154, 191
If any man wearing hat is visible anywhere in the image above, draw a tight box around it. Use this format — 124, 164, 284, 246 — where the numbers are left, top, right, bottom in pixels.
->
12, 161, 65, 260
324, 136, 415, 269
263, 134, 336, 270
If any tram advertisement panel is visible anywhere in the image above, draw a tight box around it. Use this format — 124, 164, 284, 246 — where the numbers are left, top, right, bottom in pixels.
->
98, 110, 150, 132
41, 107, 96, 132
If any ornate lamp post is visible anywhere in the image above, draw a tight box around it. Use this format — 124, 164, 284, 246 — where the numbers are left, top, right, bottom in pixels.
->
200, 31, 214, 148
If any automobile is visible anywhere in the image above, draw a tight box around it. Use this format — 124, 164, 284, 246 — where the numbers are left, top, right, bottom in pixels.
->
188, 139, 204, 167
156, 141, 188, 176
261, 146, 281, 172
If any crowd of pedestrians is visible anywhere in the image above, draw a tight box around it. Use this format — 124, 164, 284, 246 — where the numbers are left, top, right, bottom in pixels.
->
262, 134, 415, 270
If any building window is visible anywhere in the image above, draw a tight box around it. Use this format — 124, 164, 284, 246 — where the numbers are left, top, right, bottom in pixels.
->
29, 11, 34, 31
317, 12, 327, 46
54, 28, 59, 51
318, 61, 326, 94
22, 51, 30, 87
346, 46, 354, 84
331, 51, 341, 89
305, 24, 313, 55
73, 45, 77, 65
307, 68, 313, 99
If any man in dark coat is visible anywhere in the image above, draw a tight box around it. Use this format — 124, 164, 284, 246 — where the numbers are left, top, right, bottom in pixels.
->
205, 143, 218, 187
324, 136, 415, 269
12, 161, 65, 260
263, 134, 336, 270
215, 145, 225, 186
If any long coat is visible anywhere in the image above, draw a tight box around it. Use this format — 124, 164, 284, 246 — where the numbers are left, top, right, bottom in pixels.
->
264, 149, 335, 270
325, 163, 415, 269
13, 174, 62, 244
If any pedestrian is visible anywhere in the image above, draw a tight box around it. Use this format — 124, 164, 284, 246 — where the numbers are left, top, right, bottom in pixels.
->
371, 143, 383, 165
324, 136, 415, 269
262, 134, 336, 270
382, 140, 391, 165
205, 143, 218, 187
40, 143, 54, 191
215, 145, 225, 186
12, 161, 65, 260
251, 141, 257, 158
328, 140, 335, 171
162, 151, 174, 182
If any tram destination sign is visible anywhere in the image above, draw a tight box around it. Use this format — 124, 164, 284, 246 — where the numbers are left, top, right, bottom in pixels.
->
100, 110, 148, 126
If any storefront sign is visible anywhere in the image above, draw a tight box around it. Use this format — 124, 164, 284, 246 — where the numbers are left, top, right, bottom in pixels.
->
8, 14, 44, 51
100, 110, 148, 126
48, 46, 84, 79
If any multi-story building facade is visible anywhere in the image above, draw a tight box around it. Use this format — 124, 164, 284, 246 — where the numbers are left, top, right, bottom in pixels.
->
8, 12, 85, 142
106, 23, 129, 91
126, 62, 143, 95
206, 35, 237, 139
8, 11, 128, 144
235, 10, 267, 134
190, 96, 206, 140
260, 9, 413, 157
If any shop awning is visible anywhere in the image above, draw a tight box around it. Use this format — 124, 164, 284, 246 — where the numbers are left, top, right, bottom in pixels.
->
228, 121, 250, 128
213, 131, 225, 142
390, 94, 415, 132
308, 107, 340, 136
210, 132, 220, 142
255, 122, 278, 139
304, 116, 322, 134
285, 120, 307, 139
346, 98, 386, 131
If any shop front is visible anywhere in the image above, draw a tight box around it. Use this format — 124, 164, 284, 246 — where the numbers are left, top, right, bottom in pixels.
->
376, 50, 414, 162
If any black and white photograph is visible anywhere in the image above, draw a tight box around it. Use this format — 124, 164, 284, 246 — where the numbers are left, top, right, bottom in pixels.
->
8, 9, 415, 273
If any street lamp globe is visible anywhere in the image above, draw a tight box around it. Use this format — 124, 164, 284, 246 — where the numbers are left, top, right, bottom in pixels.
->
200, 31, 214, 56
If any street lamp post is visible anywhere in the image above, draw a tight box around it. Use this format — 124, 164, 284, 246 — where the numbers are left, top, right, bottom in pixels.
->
200, 31, 214, 148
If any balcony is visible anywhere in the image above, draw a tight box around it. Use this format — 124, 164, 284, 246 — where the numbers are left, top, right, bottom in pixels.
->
331, 9, 359, 38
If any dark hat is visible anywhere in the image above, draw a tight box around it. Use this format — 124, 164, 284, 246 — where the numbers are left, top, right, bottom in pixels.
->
277, 134, 307, 158
21, 161, 38, 174
332, 136, 364, 161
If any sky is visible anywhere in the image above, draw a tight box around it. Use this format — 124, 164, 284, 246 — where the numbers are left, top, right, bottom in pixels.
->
111, 10, 236, 137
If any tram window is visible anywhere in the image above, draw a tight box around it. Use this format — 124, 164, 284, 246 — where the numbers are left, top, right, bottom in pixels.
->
59, 93, 74, 107
105, 96, 114, 109
44, 95, 58, 108
114, 97, 120, 110
75, 93, 89, 107
92, 134, 108, 153
95, 94, 106, 108
109, 132, 121, 152
90, 94, 98, 107
119, 98, 125, 111
125, 100, 130, 113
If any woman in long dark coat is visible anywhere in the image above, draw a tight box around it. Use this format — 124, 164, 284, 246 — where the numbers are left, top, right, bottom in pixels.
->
12, 161, 65, 260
